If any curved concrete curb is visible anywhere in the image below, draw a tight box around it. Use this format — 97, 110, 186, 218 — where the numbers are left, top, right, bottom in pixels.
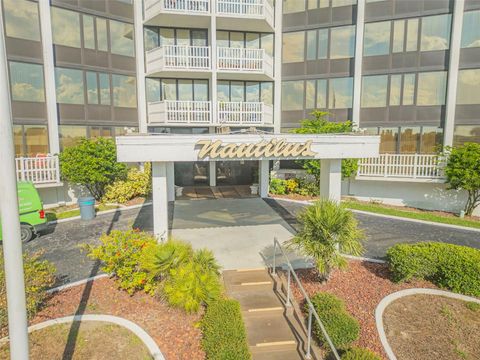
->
47, 274, 109, 294
375, 288, 480, 360
0, 314, 165, 360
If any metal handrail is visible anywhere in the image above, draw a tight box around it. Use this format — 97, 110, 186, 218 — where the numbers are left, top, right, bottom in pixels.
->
272, 237, 340, 360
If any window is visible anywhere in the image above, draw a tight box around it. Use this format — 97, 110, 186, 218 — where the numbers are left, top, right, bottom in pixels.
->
51, 7, 81, 47
420, 14, 451, 51
283, 0, 305, 14
13, 125, 49, 156
307, 31, 317, 60
110, 20, 134, 56
55, 68, 84, 104
216, 81, 271, 102
194, 80, 209, 101
406, 19, 419, 51
317, 29, 328, 59
330, 25, 355, 59
389, 75, 401, 106
9, 62, 45, 102
90, 127, 113, 138
282, 81, 304, 111
453, 126, 480, 146
97, 18, 108, 51
99, 73, 111, 105
144, 27, 159, 51
332, 0, 356, 7
308, 0, 329, 8
86, 72, 98, 104
361, 75, 388, 108
379, 127, 398, 153
364, 21, 391, 56
261, 34, 274, 57
403, 73, 415, 105
246, 82, 260, 102
283, 32, 305, 63
392, 20, 405, 53
3, 0, 40, 41
261, 82, 273, 105
399, 127, 419, 153
329, 77, 353, 109
316, 79, 327, 108
462, 10, 480, 48
86, 71, 111, 106
420, 127, 442, 153
112, 75, 136, 107
457, 69, 480, 105
146, 78, 161, 102
83, 15, 95, 49
306, 80, 316, 108
417, 71, 447, 106
59, 125, 87, 150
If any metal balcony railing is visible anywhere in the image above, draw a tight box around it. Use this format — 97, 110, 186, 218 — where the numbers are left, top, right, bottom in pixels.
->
216, 0, 271, 17
217, 47, 273, 75
16, 155, 60, 185
146, 45, 210, 72
217, 101, 273, 126
145, 0, 210, 14
148, 100, 212, 125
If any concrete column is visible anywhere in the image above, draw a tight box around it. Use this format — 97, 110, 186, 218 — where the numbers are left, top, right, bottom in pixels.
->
273, 0, 283, 133
210, 1, 217, 126
166, 162, 175, 202
209, 161, 216, 187
134, 0, 148, 133
352, 0, 366, 130
39, 0, 60, 154
259, 160, 270, 198
320, 159, 342, 203
443, 0, 465, 147
152, 162, 168, 241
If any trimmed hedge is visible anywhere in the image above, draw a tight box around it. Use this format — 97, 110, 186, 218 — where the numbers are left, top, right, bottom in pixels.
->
387, 242, 480, 297
341, 347, 382, 360
201, 299, 251, 360
308, 292, 360, 349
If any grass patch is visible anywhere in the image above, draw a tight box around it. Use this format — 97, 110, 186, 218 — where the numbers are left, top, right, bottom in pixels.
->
465, 302, 480, 312
46, 204, 119, 221
343, 199, 480, 229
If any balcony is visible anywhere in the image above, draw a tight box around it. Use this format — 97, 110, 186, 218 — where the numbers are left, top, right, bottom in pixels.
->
16, 156, 61, 187
217, 47, 274, 80
146, 45, 211, 77
144, 0, 210, 27
148, 100, 212, 126
357, 154, 445, 183
217, 102, 273, 126
216, 0, 274, 32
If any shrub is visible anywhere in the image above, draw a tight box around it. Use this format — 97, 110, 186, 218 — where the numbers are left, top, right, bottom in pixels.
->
201, 299, 251, 360
84, 230, 158, 295
0, 251, 56, 330
103, 163, 152, 204
285, 178, 298, 193
269, 178, 287, 195
387, 242, 480, 297
308, 292, 360, 349
296, 177, 319, 196
340, 347, 381, 360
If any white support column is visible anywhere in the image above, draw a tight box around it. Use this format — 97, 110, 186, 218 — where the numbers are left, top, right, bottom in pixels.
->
352, 0, 366, 130
443, 0, 465, 147
320, 159, 342, 203
259, 159, 270, 198
273, 0, 283, 133
209, 161, 216, 187
152, 162, 168, 241
166, 162, 175, 202
134, 0, 148, 133
39, 0, 60, 154
210, 0, 217, 126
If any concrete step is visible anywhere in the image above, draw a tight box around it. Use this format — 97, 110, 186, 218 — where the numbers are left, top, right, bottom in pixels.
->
232, 288, 285, 313
250, 345, 304, 360
243, 311, 297, 347
223, 269, 273, 292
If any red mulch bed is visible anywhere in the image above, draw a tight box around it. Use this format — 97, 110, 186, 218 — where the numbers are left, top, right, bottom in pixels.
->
31, 277, 205, 360
291, 260, 437, 359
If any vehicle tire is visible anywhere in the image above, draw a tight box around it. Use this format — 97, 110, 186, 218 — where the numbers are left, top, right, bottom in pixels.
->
20, 224, 33, 242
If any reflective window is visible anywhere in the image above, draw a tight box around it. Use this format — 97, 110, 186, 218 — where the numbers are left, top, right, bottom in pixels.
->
97, 18, 108, 51
399, 127, 419, 153
417, 71, 447, 106
86, 71, 98, 104
307, 30, 317, 60
379, 127, 398, 153
332, 0, 356, 7
246, 82, 260, 102
3, 0, 40, 41
110, 20, 134, 57
178, 79, 193, 101
59, 125, 87, 150
457, 69, 480, 105
389, 75, 401, 106
99, 73, 111, 105
90, 127, 113, 138
230, 81, 244, 102
316, 79, 327, 108
146, 78, 161, 102
317, 29, 328, 59
306, 80, 316, 108
283, 0, 305, 13
261, 33, 274, 57
9, 62, 45, 102
392, 20, 405, 53
194, 80, 209, 101
420, 14, 451, 51
261, 82, 273, 105
420, 127, 442, 153
112, 75, 136, 107
162, 79, 177, 100
308, 0, 329, 8
14, 125, 23, 156
13, 125, 49, 156
160, 28, 175, 46
144, 27, 159, 51
283, 32, 305, 63
403, 73, 415, 105
282, 81, 304, 111
51, 7, 81, 48
453, 126, 480, 146
364, 21, 391, 56
462, 10, 480, 48
83, 15, 95, 49
406, 18, 419, 51
330, 25, 355, 59
329, 77, 353, 109
361, 75, 388, 108
55, 67, 84, 104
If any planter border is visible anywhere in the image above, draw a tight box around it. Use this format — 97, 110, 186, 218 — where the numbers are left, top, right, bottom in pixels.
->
375, 288, 480, 360
0, 314, 164, 360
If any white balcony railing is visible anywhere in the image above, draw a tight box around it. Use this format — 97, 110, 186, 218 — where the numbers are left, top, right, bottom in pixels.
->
148, 100, 212, 125
217, 0, 271, 17
217, 47, 273, 76
357, 154, 445, 181
146, 45, 210, 73
217, 102, 273, 126
145, 0, 210, 14
16, 155, 61, 185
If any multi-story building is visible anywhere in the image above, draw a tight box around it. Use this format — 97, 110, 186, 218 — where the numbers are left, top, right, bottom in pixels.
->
1, 0, 479, 213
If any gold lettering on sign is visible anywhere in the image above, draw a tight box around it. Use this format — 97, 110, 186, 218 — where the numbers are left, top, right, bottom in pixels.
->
195, 139, 317, 159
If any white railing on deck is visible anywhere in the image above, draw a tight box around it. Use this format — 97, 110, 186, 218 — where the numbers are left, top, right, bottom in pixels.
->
145, 0, 210, 13
217, 47, 273, 75
146, 45, 210, 72
217, 0, 265, 16
148, 100, 212, 125
16, 156, 60, 185
357, 154, 445, 180
217, 102, 273, 125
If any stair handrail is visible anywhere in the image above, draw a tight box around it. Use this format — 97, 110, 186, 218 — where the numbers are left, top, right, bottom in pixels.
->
272, 237, 340, 360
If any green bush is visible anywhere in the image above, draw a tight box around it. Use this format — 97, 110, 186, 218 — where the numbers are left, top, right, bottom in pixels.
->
387, 242, 480, 297
340, 347, 381, 360
103, 163, 152, 204
0, 251, 56, 330
269, 178, 287, 195
201, 299, 251, 360
308, 292, 360, 348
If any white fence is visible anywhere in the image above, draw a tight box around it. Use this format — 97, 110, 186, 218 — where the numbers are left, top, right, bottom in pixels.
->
146, 45, 210, 72
145, 0, 210, 13
357, 154, 445, 180
217, 102, 273, 125
16, 156, 60, 185
217, 47, 273, 75
217, 0, 267, 16
148, 100, 212, 125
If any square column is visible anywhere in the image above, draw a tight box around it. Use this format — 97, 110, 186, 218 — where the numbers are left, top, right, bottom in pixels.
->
152, 162, 169, 241
166, 162, 175, 202
320, 159, 342, 203
209, 161, 216, 187
259, 160, 270, 198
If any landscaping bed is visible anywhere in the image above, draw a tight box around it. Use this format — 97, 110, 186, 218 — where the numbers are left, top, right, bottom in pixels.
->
383, 294, 480, 360
0, 321, 151, 360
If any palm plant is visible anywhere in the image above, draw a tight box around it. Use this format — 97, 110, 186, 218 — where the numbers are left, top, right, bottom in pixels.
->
289, 199, 365, 280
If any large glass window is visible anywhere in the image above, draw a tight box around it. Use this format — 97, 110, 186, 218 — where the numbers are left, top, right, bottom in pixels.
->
364, 21, 391, 56
457, 69, 480, 105
379, 127, 398, 153
146, 78, 161, 102
55, 68, 84, 104
283, 32, 305, 63
402, 73, 415, 105
329, 77, 353, 109
9, 62, 45, 102
406, 19, 419, 51
86, 71, 98, 104
261, 82, 273, 105
420, 14, 451, 51
83, 15, 95, 49
59, 125, 87, 150
317, 29, 328, 59
417, 71, 447, 106
361, 75, 388, 107
316, 79, 327, 108
110, 20, 134, 57
307, 30, 317, 60
282, 81, 304, 111
261, 34, 274, 57
97, 18, 108, 51
399, 127, 419, 153
392, 20, 405, 53
3, 0, 40, 41
99, 73, 111, 105
453, 125, 480, 146
51, 7, 81, 47
420, 127, 443, 153
24, 125, 49, 156
306, 80, 316, 109
112, 75, 136, 107
332, 0, 356, 6
330, 26, 355, 59
462, 11, 480, 48
144, 27, 159, 51
283, 0, 305, 13
389, 75, 401, 106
